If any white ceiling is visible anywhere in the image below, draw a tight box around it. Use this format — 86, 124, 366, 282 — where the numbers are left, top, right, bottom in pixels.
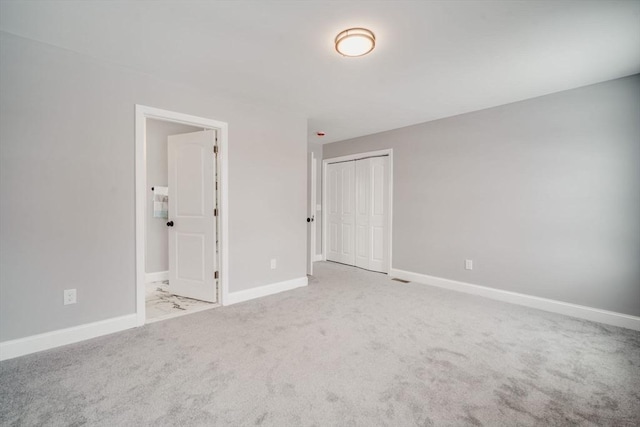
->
1, 1, 639, 144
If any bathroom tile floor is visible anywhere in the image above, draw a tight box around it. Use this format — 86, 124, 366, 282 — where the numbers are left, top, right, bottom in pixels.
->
145, 280, 216, 323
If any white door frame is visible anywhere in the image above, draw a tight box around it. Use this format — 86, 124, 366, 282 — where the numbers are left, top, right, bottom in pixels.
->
135, 105, 229, 326
308, 152, 317, 275
322, 149, 393, 273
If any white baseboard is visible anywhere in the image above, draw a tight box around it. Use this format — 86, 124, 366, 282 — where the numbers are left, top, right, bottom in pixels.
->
0, 314, 138, 361
146, 271, 168, 283
224, 276, 308, 306
389, 268, 640, 331
314, 254, 324, 262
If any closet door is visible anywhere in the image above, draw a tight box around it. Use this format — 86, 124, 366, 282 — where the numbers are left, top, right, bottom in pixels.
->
355, 159, 371, 269
368, 157, 389, 272
355, 157, 389, 273
326, 161, 356, 265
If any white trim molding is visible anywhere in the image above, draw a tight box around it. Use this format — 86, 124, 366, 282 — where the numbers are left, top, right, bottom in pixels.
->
145, 271, 169, 283
135, 105, 230, 326
225, 277, 308, 306
314, 254, 324, 262
389, 268, 640, 331
0, 314, 138, 361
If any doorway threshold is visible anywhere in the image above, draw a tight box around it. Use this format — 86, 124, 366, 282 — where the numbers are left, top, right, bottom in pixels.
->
145, 281, 220, 324
146, 303, 220, 324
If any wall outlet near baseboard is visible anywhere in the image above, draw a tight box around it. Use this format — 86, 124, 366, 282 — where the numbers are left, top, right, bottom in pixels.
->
64, 289, 77, 305
465, 260, 473, 270
270, 259, 277, 269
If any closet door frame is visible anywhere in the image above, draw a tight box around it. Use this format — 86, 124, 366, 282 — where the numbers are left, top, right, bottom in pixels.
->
322, 149, 393, 273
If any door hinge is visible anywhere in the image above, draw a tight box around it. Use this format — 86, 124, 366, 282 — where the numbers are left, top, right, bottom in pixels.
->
214, 271, 219, 279
213, 145, 218, 154
214, 208, 218, 216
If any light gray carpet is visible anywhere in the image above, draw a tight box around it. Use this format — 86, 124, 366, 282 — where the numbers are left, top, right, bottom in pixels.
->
1, 261, 639, 426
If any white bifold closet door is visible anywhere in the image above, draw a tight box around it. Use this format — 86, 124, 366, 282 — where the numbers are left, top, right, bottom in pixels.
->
327, 156, 389, 273
326, 161, 356, 265
355, 157, 389, 272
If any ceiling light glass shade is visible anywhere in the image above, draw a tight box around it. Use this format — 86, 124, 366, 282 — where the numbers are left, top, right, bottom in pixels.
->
335, 28, 375, 57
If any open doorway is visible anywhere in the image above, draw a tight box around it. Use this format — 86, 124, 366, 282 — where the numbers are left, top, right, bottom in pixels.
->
145, 120, 217, 322
135, 106, 229, 326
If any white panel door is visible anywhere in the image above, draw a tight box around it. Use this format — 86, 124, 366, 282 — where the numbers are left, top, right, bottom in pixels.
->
368, 157, 389, 272
167, 130, 217, 302
354, 157, 389, 272
326, 163, 341, 262
326, 161, 356, 265
355, 159, 371, 269
340, 162, 356, 265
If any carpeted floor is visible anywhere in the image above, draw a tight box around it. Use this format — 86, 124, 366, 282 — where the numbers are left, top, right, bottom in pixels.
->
1, 261, 639, 426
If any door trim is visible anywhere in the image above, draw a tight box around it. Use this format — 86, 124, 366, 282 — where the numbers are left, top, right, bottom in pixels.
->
135, 105, 229, 326
308, 152, 317, 275
322, 149, 393, 273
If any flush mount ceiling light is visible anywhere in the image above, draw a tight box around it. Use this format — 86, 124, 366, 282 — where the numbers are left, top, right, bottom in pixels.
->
335, 28, 375, 57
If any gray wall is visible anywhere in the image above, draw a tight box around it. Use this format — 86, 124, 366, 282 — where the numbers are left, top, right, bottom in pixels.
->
308, 141, 323, 257
324, 75, 640, 317
145, 119, 201, 274
0, 32, 307, 342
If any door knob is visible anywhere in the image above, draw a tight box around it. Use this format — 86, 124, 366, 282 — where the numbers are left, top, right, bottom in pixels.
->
307, 218, 311, 223
166, 221, 174, 227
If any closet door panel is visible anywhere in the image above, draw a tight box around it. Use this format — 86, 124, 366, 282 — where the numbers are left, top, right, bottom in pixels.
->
355, 158, 371, 269
326, 163, 342, 263
368, 157, 389, 272
340, 162, 356, 265
371, 226, 385, 263
329, 223, 339, 253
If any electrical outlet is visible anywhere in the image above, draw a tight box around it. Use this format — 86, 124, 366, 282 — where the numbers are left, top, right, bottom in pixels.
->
64, 289, 77, 305
270, 259, 277, 269
465, 260, 473, 270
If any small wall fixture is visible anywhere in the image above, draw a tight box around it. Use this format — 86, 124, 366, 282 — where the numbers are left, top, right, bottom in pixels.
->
335, 28, 375, 57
